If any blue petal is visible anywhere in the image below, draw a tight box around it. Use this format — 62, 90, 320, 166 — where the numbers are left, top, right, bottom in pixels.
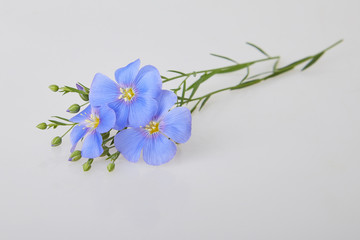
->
70, 105, 92, 123
114, 128, 147, 163
115, 59, 140, 86
160, 107, 192, 144
143, 133, 177, 165
134, 65, 162, 99
96, 105, 116, 133
70, 125, 88, 151
89, 73, 120, 107
108, 100, 130, 130
155, 90, 177, 119
128, 96, 157, 127
81, 131, 103, 158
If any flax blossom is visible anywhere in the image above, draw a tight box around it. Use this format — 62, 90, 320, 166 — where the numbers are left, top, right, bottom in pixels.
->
70, 105, 115, 158
114, 90, 192, 165
89, 59, 162, 130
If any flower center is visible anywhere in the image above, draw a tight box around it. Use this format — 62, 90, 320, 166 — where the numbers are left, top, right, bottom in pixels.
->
119, 87, 135, 101
144, 121, 160, 134
85, 114, 100, 130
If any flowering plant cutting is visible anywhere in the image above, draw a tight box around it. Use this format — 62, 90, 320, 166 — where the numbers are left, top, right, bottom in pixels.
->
37, 40, 342, 171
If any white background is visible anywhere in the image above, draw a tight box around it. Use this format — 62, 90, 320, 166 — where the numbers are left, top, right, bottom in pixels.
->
1, 0, 359, 239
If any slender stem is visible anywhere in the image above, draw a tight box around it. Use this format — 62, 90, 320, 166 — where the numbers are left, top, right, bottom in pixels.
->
61, 124, 76, 138
80, 102, 89, 107
166, 40, 342, 112
163, 56, 279, 83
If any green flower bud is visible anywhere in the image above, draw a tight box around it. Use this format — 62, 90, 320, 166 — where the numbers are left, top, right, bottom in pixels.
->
49, 84, 59, 92
107, 162, 115, 172
51, 136, 62, 147
82, 159, 93, 171
67, 104, 80, 113
69, 150, 81, 161
79, 93, 89, 101
36, 122, 47, 130
83, 162, 91, 171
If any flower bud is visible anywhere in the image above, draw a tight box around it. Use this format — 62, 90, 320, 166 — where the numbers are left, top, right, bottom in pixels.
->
107, 162, 115, 172
83, 162, 91, 171
49, 85, 59, 92
82, 159, 93, 172
67, 104, 80, 113
51, 136, 62, 147
36, 122, 47, 130
76, 83, 84, 91
79, 93, 89, 101
69, 150, 81, 161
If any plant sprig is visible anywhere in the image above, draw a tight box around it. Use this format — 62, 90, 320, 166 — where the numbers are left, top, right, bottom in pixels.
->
163, 40, 343, 112
37, 40, 342, 171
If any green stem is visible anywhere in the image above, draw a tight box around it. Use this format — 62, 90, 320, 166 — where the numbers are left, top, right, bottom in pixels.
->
163, 56, 279, 83
61, 124, 76, 138
166, 40, 343, 112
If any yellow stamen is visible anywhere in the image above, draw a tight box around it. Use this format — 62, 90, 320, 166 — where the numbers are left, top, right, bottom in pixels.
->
144, 121, 160, 134
119, 87, 135, 101
85, 114, 100, 129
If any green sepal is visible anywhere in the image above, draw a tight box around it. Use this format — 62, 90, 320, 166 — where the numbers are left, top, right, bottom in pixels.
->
69, 150, 81, 161
82, 159, 93, 171
36, 122, 47, 130
49, 85, 59, 92
51, 136, 62, 147
67, 104, 80, 113
107, 162, 115, 172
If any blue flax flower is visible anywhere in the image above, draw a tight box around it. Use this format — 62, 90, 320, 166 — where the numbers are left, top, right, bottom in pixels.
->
70, 105, 115, 158
114, 90, 192, 165
89, 59, 162, 130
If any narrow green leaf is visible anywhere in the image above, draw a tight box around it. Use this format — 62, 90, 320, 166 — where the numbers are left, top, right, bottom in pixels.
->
246, 42, 270, 57
51, 116, 73, 122
168, 70, 186, 76
301, 52, 324, 71
216, 63, 252, 74
190, 99, 201, 113
61, 86, 87, 95
231, 79, 262, 90
187, 72, 215, 90
199, 96, 210, 110
180, 80, 186, 106
48, 120, 69, 126
240, 67, 250, 84
277, 56, 311, 72
210, 53, 238, 64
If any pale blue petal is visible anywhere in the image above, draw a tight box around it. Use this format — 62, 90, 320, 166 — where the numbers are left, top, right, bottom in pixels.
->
70, 105, 91, 123
134, 65, 162, 99
115, 59, 140, 86
70, 125, 88, 151
155, 90, 177, 119
128, 96, 157, 127
109, 100, 130, 130
96, 105, 116, 133
143, 133, 177, 166
89, 73, 120, 106
81, 131, 103, 158
160, 107, 192, 144
114, 128, 147, 163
